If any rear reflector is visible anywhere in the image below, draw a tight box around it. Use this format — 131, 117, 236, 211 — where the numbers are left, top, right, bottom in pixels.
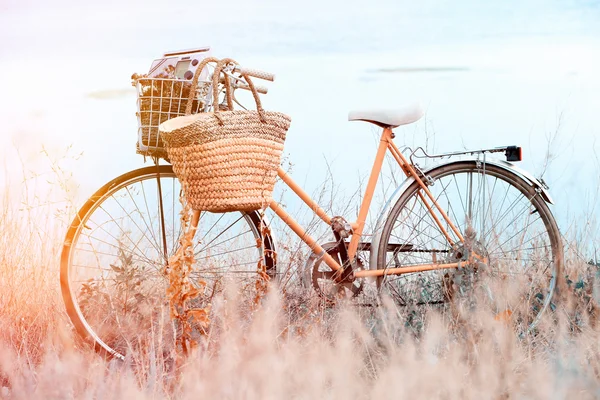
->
505, 146, 522, 162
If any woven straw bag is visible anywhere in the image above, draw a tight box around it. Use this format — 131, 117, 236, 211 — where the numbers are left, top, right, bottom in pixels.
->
159, 58, 291, 212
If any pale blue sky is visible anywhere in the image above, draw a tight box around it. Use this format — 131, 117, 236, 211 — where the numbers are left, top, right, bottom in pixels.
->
1, 0, 599, 244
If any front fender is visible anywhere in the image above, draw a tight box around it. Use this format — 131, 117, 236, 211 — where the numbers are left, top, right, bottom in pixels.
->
368, 158, 553, 270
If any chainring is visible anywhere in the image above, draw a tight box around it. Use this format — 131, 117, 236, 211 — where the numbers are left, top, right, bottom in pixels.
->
310, 242, 365, 303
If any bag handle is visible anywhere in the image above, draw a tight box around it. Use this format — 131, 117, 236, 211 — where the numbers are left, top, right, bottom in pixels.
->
185, 56, 219, 115
185, 56, 267, 123
211, 58, 236, 113
211, 58, 267, 124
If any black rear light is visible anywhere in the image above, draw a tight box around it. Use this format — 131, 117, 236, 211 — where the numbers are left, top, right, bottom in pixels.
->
505, 146, 522, 162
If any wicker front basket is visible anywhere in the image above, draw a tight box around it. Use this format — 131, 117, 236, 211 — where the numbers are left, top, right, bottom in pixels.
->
159, 58, 291, 212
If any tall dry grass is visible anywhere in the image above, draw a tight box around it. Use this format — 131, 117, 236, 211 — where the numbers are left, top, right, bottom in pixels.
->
1, 146, 600, 399
0, 148, 73, 369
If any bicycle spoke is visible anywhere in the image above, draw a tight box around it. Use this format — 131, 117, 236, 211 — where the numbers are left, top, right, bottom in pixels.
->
125, 184, 162, 255
390, 195, 451, 250
108, 194, 162, 256
193, 213, 227, 252
73, 247, 152, 263
85, 217, 157, 267
196, 244, 257, 261
487, 213, 543, 255
63, 167, 273, 360
200, 228, 252, 253
195, 214, 245, 255
190, 260, 259, 274
482, 191, 536, 239
377, 161, 560, 331
96, 204, 158, 260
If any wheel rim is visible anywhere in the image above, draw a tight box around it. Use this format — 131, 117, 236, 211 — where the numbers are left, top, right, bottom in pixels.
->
378, 162, 561, 332
63, 167, 270, 359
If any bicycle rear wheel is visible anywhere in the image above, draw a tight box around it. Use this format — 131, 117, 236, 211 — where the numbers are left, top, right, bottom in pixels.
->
376, 161, 563, 332
60, 165, 276, 360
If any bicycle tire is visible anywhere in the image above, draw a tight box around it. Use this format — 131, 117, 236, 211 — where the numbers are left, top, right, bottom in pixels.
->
60, 165, 276, 360
376, 160, 563, 332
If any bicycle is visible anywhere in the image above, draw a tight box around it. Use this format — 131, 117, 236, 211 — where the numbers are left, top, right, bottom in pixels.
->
60, 49, 563, 360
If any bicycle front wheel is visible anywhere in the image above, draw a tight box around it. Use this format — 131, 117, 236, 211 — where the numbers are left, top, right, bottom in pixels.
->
60, 165, 276, 360
376, 161, 563, 332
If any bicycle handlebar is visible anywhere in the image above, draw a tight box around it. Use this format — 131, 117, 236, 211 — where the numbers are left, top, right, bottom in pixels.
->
234, 67, 276, 82
218, 76, 269, 94
236, 83, 269, 95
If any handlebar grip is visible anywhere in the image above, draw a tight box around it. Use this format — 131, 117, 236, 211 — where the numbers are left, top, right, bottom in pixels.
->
234, 67, 276, 82
217, 76, 269, 94
237, 83, 268, 94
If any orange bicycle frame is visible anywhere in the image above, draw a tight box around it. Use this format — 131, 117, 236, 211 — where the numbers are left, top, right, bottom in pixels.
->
260, 127, 474, 279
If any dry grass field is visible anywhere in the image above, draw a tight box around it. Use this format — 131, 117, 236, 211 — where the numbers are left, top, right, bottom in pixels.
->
1, 151, 599, 399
